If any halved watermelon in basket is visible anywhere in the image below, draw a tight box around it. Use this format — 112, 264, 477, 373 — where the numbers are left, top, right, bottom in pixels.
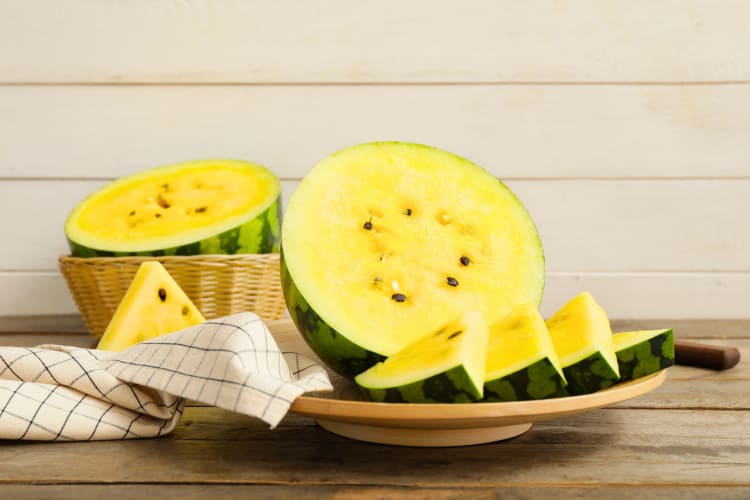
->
65, 159, 281, 257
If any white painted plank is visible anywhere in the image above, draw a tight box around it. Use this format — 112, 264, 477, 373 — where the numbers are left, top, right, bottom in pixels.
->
2, 1, 750, 83
509, 179, 750, 273
0, 271, 79, 316
543, 272, 750, 320
1, 179, 748, 273
1, 270, 747, 320
2, 85, 750, 179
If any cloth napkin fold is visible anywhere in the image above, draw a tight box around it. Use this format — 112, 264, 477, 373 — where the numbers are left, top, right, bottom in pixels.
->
0, 313, 332, 441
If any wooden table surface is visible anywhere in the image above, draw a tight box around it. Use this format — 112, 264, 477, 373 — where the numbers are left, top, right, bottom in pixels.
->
1, 319, 748, 499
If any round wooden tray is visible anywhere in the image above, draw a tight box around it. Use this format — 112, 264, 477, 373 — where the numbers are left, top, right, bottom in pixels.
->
268, 319, 668, 447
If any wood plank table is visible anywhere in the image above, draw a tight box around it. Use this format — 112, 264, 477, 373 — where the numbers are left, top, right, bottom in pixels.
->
1, 319, 748, 499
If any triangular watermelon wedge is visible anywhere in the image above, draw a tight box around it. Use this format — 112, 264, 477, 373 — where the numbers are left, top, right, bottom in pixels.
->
545, 292, 620, 395
354, 310, 489, 403
613, 329, 675, 381
96, 261, 205, 351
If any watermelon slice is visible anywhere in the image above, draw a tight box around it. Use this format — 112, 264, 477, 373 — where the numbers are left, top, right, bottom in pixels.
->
282, 142, 545, 377
483, 304, 567, 401
613, 329, 675, 381
97, 261, 205, 351
354, 311, 489, 403
65, 159, 281, 256
545, 292, 620, 395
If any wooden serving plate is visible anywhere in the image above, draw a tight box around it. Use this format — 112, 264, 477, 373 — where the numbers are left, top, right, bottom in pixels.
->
268, 319, 667, 447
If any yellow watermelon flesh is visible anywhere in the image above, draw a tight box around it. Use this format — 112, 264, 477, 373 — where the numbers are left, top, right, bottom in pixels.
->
545, 292, 620, 395
96, 261, 205, 351
282, 142, 545, 377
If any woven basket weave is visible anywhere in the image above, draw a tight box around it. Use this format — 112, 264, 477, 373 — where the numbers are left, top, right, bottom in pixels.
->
59, 254, 286, 338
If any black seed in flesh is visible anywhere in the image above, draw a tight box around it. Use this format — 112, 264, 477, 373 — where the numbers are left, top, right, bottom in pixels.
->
158, 288, 167, 302
460, 256, 470, 266
448, 330, 463, 340
373, 276, 382, 283
446, 277, 459, 287
154, 213, 162, 218
363, 221, 373, 230
182, 306, 189, 316
156, 194, 171, 209
195, 206, 207, 213
391, 293, 406, 303
405, 208, 412, 216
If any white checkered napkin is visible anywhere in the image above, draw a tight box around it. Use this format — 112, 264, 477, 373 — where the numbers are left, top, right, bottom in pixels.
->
101, 313, 332, 428
0, 346, 185, 441
0, 313, 332, 441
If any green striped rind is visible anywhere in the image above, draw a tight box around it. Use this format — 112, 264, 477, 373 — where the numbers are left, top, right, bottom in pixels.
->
615, 330, 675, 381
483, 358, 567, 402
560, 352, 621, 396
69, 197, 281, 257
281, 254, 385, 378
360, 365, 482, 403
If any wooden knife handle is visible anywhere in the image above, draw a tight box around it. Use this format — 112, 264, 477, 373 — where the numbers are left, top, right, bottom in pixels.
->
675, 341, 741, 370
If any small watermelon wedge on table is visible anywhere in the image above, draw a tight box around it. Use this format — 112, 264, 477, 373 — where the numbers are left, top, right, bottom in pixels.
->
281, 142, 545, 378
97, 261, 205, 351
65, 159, 281, 256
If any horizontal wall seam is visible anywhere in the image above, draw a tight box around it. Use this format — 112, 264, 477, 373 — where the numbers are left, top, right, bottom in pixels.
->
2, 81, 750, 87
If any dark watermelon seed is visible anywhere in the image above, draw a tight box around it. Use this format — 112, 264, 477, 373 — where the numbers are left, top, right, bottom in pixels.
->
460, 256, 470, 266
154, 213, 162, 218
405, 208, 412, 216
195, 206, 207, 213
446, 277, 459, 287
156, 194, 171, 209
448, 330, 463, 340
158, 288, 167, 302
373, 276, 382, 283
391, 293, 407, 303
182, 306, 189, 316
363, 219, 373, 230
129, 210, 135, 216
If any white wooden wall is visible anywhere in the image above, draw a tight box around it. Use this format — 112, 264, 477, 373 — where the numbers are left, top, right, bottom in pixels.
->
1, 0, 748, 327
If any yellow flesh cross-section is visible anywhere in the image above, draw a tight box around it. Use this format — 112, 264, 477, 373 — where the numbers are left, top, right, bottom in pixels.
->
283, 143, 545, 356
613, 330, 668, 350
485, 303, 564, 382
545, 291, 619, 375
66, 160, 278, 252
355, 311, 488, 390
97, 261, 205, 351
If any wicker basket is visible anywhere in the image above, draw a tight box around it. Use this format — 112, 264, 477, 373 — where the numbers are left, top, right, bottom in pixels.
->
59, 254, 287, 338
